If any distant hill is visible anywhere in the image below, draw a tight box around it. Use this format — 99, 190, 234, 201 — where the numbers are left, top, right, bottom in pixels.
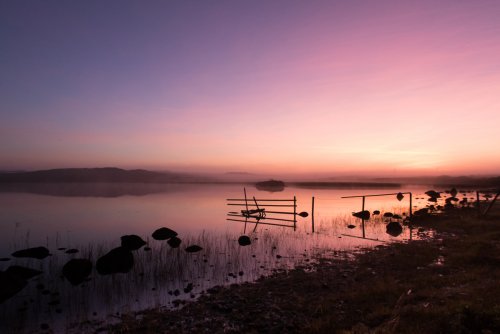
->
0, 168, 211, 184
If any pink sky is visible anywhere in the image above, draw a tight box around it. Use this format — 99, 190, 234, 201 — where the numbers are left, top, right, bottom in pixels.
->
1, 1, 500, 176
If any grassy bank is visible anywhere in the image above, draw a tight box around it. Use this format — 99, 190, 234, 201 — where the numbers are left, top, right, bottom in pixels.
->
106, 208, 500, 333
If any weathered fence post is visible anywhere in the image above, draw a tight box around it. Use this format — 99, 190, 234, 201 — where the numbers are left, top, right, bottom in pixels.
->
311, 196, 315, 233
361, 196, 366, 238
293, 196, 297, 231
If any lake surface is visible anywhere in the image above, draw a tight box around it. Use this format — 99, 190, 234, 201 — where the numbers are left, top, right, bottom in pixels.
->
0, 183, 446, 333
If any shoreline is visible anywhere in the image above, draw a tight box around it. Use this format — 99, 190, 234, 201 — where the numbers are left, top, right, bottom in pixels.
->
101, 208, 500, 333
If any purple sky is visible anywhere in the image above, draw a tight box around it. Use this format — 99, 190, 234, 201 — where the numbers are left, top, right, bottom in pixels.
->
1, 1, 500, 175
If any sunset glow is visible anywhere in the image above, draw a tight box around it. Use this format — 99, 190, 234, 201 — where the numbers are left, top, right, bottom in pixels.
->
1, 0, 500, 175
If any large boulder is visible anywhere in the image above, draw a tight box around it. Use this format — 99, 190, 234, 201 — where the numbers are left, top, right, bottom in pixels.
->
238, 235, 251, 246
5, 266, 42, 280
167, 236, 182, 248
12, 246, 50, 260
352, 210, 370, 220
63, 259, 92, 285
0, 271, 27, 303
152, 227, 178, 240
96, 247, 134, 275
121, 235, 146, 251
386, 221, 403, 237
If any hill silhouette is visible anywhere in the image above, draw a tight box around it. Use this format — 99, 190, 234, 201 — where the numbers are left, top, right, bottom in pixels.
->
0, 168, 209, 184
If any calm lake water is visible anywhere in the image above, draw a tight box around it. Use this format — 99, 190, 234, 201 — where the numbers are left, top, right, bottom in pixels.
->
0, 183, 444, 333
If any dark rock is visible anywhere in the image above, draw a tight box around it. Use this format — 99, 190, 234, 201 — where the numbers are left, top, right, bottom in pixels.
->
386, 221, 403, 237
152, 227, 178, 240
184, 283, 193, 293
96, 247, 134, 275
185, 245, 203, 253
121, 235, 146, 251
238, 235, 251, 246
65, 249, 79, 254
63, 259, 92, 285
12, 246, 50, 260
0, 271, 28, 303
5, 266, 42, 280
425, 190, 441, 198
352, 210, 370, 220
167, 236, 182, 248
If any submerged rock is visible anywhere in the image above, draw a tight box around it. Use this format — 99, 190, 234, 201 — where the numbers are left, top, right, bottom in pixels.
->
0, 271, 28, 303
386, 221, 403, 237
63, 259, 92, 285
352, 210, 370, 220
121, 235, 147, 251
96, 247, 134, 275
152, 227, 178, 240
12, 246, 50, 260
5, 266, 42, 280
167, 236, 182, 248
238, 235, 251, 246
185, 245, 203, 253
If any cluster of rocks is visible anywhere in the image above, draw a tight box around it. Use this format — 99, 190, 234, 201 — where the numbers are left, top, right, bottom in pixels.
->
0, 226, 207, 305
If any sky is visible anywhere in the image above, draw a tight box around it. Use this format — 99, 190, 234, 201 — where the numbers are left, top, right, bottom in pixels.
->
1, 0, 500, 176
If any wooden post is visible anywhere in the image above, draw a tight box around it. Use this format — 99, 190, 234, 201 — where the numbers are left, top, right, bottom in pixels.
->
293, 196, 297, 231
476, 191, 481, 215
311, 196, 315, 233
361, 196, 366, 239
409, 192, 413, 219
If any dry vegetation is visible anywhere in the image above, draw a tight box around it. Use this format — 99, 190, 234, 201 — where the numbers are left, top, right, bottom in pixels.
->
106, 207, 500, 333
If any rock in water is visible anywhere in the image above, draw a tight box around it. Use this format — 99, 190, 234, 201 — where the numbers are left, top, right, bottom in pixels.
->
12, 247, 50, 260
167, 236, 182, 248
152, 227, 178, 240
96, 247, 134, 275
5, 266, 42, 280
121, 235, 147, 251
185, 245, 203, 253
0, 271, 28, 303
352, 210, 370, 220
63, 259, 92, 285
238, 235, 251, 246
386, 221, 403, 237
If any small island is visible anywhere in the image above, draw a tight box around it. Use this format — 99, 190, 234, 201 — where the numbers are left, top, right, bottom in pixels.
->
255, 179, 285, 192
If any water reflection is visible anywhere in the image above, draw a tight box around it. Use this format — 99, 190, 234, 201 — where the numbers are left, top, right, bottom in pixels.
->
0, 183, 440, 333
